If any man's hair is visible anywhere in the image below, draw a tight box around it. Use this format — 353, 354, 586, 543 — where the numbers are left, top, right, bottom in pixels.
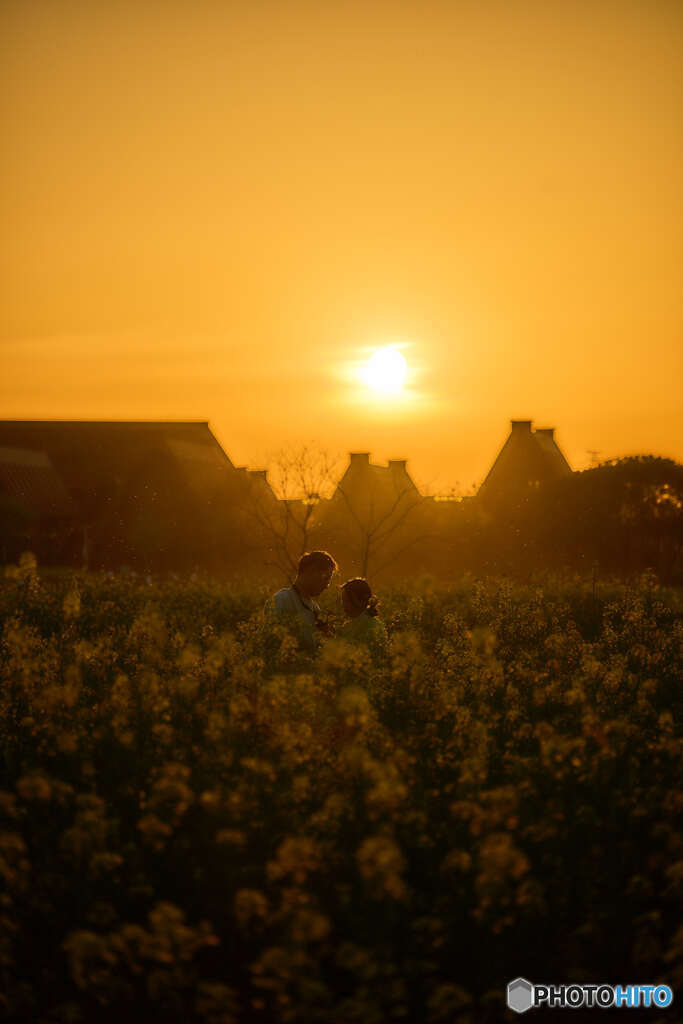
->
297, 550, 337, 574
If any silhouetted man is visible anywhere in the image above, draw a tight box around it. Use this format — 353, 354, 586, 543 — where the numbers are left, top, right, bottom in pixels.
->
269, 550, 337, 653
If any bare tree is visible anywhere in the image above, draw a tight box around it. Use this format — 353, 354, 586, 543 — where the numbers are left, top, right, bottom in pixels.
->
332, 474, 429, 578
243, 444, 341, 581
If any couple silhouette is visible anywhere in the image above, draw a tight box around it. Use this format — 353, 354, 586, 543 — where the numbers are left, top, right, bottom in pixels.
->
269, 550, 388, 660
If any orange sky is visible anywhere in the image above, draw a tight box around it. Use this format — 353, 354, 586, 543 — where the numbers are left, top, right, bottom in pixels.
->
2, 0, 681, 494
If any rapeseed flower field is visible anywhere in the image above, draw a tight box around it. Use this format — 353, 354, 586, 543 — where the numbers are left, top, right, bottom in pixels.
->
0, 556, 681, 1022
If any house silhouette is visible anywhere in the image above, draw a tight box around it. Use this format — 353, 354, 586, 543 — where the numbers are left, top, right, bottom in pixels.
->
0, 421, 252, 570
324, 452, 421, 525
477, 420, 572, 506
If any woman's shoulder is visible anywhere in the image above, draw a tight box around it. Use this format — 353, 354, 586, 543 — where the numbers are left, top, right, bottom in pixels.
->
340, 613, 374, 634
362, 613, 388, 643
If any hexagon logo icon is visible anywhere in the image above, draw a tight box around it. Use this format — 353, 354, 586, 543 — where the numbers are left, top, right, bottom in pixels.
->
507, 978, 534, 1014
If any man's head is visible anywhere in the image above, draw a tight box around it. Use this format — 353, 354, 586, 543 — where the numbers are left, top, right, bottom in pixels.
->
295, 550, 337, 597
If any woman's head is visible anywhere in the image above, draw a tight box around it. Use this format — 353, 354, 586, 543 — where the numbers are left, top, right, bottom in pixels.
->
341, 577, 380, 617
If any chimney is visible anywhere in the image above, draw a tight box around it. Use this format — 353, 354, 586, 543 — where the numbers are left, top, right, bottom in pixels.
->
388, 459, 407, 471
511, 420, 532, 433
535, 428, 555, 440
349, 452, 370, 465
248, 469, 268, 481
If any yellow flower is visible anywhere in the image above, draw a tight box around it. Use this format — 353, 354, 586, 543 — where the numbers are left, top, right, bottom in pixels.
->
17, 774, 52, 802
290, 909, 331, 944
267, 837, 321, 884
356, 836, 407, 901
215, 829, 246, 848
337, 686, 371, 728
63, 589, 81, 619
234, 889, 269, 926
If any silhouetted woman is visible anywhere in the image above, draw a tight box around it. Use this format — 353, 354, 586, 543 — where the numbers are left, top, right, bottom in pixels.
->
338, 578, 388, 662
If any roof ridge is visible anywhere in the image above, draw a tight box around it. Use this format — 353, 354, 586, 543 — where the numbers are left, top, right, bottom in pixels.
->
0, 419, 210, 426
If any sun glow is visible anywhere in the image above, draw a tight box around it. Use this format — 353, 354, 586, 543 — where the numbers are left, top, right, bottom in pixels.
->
361, 347, 407, 394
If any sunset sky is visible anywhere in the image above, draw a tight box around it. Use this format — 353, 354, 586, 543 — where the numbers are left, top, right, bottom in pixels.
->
2, 0, 681, 494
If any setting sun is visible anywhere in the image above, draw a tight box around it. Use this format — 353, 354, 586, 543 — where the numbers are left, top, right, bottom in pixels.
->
361, 348, 407, 394
2, 0, 682, 489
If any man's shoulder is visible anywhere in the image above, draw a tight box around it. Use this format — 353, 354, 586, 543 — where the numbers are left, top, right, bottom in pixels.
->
273, 587, 296, 608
